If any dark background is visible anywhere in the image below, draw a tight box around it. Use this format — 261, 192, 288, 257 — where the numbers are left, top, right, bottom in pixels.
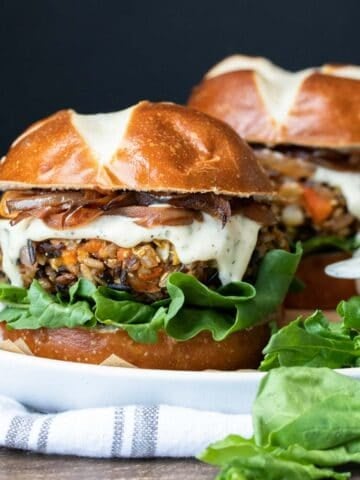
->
1, 0, 359, 155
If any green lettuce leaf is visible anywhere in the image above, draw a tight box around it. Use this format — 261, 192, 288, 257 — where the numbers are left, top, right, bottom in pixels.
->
93, 286, 166, 343
254, 368, 360, 451
288, 276, 306, 293
68, 278, 97, 302
199, 367, 360, 479
260, 312, 360, 370
260, 297, 360, 370
337, 296, 360, 330
3, 280, 95, 330
215, 458, 347, 480
301, 235, 360, 255
200, 436, 348, 480
0, 283, 28, 305
0, 246, 301, 343
165, 246, 302, 341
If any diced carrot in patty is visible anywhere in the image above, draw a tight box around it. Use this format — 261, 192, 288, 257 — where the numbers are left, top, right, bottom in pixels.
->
61, 249, 78, 266
302, 186, 334, 224
81, 239, 107, 254
117, 248, 130, 261
138, 266, 163, 281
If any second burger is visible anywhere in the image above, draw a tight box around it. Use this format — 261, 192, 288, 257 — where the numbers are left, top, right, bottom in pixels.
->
189, 55, 360, 309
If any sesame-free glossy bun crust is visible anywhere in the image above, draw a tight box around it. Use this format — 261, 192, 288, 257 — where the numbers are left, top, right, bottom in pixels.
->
0, 101, 273, 197
188, 56, 360, 149
0, 322, 271, 370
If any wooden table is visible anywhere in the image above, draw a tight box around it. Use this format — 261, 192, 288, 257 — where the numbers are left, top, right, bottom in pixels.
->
1, 449, 360, 480
0, 448, 217, 479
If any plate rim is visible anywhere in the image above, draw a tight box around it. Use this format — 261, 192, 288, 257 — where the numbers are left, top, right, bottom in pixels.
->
0, 348, 266, 381
2, 349, 360, 380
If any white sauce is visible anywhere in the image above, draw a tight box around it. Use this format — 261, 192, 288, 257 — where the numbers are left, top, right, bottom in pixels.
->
71, 106, 134, 165
206, 55, 314, 124
354, 233, 360, 294
321, 65, 360, 80
0, 213, 260, 287
315, 169, 360, 292
312, 167, 360, 220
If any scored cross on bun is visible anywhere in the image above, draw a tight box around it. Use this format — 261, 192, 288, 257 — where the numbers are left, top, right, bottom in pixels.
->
0, 100, 272, 196
189, 56, 360, 310
189, 55, 360, 148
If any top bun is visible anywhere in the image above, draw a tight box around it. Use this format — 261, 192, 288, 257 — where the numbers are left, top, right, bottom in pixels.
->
188, 55, 360, 149
0, 101, 273, 196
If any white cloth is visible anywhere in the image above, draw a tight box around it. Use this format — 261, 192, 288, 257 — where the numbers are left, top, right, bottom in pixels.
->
0, 395, 253, 458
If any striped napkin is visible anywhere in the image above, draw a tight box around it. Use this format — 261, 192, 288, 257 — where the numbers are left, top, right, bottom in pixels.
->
0, 395, 253, 457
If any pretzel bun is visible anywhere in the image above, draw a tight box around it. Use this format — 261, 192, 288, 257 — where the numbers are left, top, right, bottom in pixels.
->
0, 100, 273, 196
188, 55, 360, 149
0, 100, 280, 370
285, 251, 357, 310
0, 321, 272, 370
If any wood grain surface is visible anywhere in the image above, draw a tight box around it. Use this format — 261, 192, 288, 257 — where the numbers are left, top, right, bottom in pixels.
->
1, 448, 360, 480
0, 448, 216, 479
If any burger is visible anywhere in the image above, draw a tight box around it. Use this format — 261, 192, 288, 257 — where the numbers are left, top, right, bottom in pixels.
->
0, 101, 299, 370
188, 55, 360, 310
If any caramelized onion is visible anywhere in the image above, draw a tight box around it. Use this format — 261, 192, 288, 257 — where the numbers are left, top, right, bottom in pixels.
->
107, 206, 202, 227
9, 205, 102, 229
43, 207, 103, 229
19, 240, 36, 266
255, 148, 315, 179
132, 192, 231, 226
9, 206, 57, 225
236, 203, 276, 226
273, 146, 360, 172
166, 193, 231, 226
3, 190, 125, 214
1, 188, 270, 230
255, 147, 360, 177
5, 191, 87, 213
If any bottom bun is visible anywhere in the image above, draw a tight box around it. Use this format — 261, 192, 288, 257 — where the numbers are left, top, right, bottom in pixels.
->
285, 251, 357, 310
0, 321, 272, 371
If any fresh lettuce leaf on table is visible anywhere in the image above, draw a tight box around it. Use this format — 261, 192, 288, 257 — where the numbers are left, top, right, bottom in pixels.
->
0, 246, 301, 343
202, 436, 348, 480
200, 367, 360, 479
260, 296, 360, 370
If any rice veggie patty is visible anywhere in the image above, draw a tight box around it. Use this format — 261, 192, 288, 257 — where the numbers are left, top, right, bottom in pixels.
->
0, 223, 287, 301
255, 147, 360, 245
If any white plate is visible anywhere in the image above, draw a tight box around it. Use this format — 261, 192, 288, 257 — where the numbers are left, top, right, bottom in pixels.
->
1, 350, 360, 414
